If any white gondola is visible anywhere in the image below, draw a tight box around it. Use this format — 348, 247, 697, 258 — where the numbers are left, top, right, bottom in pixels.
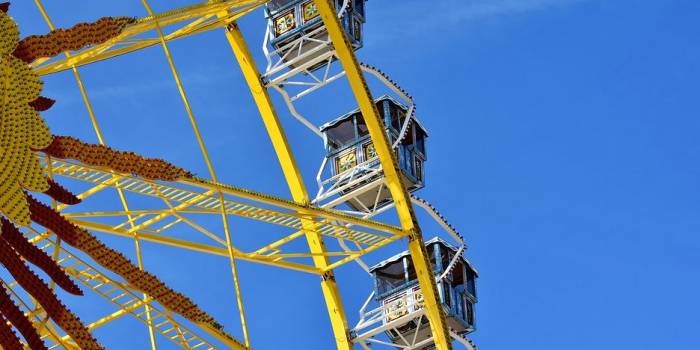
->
317, 95, 428, 212
265, 0, 367, 71
352, 237, 478, 349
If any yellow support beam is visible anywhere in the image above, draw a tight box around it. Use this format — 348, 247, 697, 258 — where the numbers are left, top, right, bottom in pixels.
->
33, 0, 161, 347
313, 1, 453, 349
45, 156, 405, 236
31, 0, 267, 76
187, 177, 405, 236
221, 20, 353, 350
141, 0, 251, 346
71, 218, 323, 275
31, 231, 246, 350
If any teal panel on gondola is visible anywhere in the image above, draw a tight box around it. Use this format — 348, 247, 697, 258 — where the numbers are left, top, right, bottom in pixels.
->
265, 0, 368, 71
319, 95, 428, 211
368, 237, 479, 344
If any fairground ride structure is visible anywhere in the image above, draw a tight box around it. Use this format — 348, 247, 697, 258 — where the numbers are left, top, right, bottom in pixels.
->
0, 0, 479, 349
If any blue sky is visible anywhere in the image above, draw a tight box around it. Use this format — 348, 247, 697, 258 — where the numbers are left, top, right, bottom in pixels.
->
9, 0, 700, 349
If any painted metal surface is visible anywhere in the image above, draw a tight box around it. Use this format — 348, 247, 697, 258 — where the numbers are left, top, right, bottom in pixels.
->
221, 19, 353, 350
313, 0, 454, 349
7, 0, 479, 349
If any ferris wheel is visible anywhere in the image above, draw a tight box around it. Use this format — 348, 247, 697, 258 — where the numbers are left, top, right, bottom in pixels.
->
1, 1, 478, 349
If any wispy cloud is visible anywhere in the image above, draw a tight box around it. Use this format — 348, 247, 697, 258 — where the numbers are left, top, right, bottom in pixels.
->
437, 0, 588, 23
365, 0, 588, 45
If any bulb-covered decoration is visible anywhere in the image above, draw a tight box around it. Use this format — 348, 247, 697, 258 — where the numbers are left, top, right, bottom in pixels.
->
0, 4, 230, 349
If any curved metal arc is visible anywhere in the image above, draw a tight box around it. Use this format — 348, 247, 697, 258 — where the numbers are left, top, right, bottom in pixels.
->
222, 21, 354, 350
270, 84, 324, 136
69, 218, 323, 275
410, 196, 465, 247
314, 1, 452, 349
359, 63, 416, 149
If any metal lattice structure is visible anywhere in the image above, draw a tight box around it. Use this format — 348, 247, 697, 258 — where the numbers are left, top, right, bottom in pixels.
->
0, 0, 477, 349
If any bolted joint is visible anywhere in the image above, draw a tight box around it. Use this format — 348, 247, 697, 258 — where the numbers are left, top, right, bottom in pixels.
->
345, 329, 354, 342
226, 22, 239, 32
406, 229, 421, 242
321, 271, 336, 282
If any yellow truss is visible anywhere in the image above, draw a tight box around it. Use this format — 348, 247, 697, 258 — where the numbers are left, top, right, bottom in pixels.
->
20, 0, 457, 349
31, 0, 269, 77
44, 156, 406, 274
3, 228, 245, 350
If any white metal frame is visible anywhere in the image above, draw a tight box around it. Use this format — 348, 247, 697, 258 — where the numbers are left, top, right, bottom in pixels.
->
351, 289, 477, 350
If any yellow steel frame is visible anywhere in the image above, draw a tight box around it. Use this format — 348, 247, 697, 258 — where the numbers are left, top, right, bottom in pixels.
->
139, 0, 252, 346
33, 0, 160, 347
313, 1, 453, 349
31, 0, 269, 76
222, 19, 352, 349
17, 0, 456, 349
44, 156, 405, 273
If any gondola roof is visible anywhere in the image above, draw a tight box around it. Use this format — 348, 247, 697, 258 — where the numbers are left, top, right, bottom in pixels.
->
369, 237, 478, 276
267, 0, 371, 14
319, 94, 428, 136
